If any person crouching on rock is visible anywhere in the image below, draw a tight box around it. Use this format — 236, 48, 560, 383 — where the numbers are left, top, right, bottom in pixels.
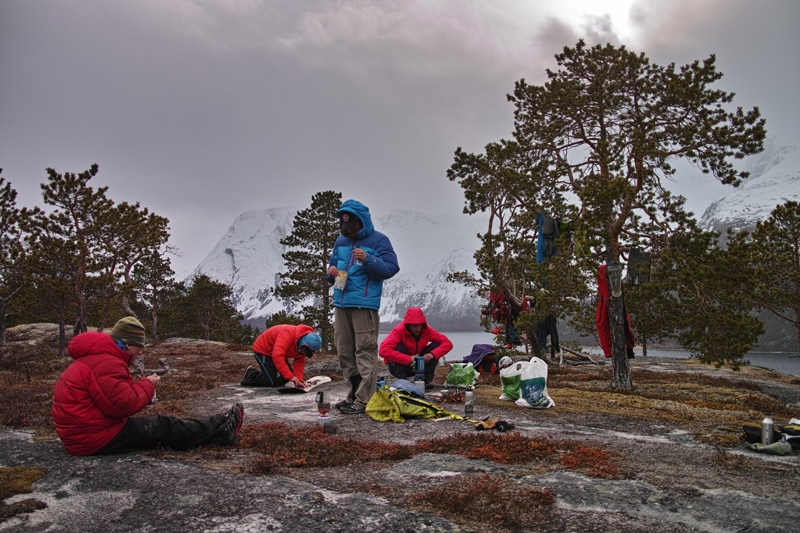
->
52, 317, 244, 456
379, 307, 453, 389
243, 324, 322, 388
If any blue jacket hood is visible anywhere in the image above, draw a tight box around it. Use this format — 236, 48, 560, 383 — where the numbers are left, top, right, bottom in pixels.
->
337, 199, 374, 240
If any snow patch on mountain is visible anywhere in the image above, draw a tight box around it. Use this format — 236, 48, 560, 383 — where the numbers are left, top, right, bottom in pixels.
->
699, 140, 800, 234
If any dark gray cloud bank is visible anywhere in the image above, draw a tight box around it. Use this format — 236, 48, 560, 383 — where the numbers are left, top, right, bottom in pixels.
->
1, 0, 797, 277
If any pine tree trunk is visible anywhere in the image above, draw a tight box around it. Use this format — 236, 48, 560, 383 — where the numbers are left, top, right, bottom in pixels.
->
642, 335, 648, 357
0, 298, 5, 365
609, 287, 633, 390
58, 314, 68, 359
151, 302, 159, 340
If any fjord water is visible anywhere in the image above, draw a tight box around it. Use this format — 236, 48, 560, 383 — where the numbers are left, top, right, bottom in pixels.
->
378, 331, 800, 377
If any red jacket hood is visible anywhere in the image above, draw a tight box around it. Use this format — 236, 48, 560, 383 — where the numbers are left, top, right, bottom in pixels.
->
403, 307, 427, 325
68, 331, 130, 366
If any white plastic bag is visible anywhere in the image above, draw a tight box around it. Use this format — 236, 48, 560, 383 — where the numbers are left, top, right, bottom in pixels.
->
515, 356, 555, 409
499, 361, 528, 401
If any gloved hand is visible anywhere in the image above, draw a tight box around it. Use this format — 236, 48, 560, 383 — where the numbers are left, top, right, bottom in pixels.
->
474, 417, 499, 431
474, 417, 515, 432
494, 420, 515, 432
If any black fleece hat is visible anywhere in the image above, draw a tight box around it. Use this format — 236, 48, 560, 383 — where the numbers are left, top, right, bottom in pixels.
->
340, 211, 361, 234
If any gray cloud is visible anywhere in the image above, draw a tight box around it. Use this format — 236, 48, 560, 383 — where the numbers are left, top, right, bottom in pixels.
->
1, 0, 797, 276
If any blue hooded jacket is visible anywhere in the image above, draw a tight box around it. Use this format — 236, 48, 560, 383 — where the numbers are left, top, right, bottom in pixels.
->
327, 199, 399, 310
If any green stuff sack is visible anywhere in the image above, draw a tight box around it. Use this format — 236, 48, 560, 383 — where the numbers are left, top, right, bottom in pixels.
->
445, 362, 477, 387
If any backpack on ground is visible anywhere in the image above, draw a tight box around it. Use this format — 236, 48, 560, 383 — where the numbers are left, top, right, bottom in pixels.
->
366, 386, 471, 423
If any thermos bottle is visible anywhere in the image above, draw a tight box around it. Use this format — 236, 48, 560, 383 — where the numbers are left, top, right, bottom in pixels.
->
464, 390, 474, 417
761, 411, 774, 445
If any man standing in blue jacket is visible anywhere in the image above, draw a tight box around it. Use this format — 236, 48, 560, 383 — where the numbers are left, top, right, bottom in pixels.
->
326, 199, 399, 414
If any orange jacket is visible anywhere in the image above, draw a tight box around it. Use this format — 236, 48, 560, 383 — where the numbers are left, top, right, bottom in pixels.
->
252, 324, 315, 381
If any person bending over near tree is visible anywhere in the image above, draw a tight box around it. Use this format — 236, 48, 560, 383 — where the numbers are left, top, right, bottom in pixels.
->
379, 307, 453, 389
326, 199, 399, 414
245, 324, 322, 387
52, 317, 243, 456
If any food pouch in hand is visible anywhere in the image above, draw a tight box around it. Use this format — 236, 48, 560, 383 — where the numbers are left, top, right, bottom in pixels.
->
334, 271, 348, 290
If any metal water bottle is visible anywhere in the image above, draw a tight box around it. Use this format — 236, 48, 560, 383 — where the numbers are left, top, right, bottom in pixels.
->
761, 410, 774, 445
464, 390, 474, 417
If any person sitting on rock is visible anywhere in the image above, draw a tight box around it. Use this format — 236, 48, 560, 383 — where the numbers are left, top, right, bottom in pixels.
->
379, 307, 453, 389
243, 324, 322, 387
52, 316, 244, 456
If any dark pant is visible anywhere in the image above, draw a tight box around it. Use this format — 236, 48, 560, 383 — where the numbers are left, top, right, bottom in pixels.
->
96, 413, 228, 455
387, 342, 439, 383
245, 352, 292, 387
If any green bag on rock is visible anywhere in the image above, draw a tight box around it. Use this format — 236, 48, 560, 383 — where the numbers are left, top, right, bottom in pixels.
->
445, 362, 477, 387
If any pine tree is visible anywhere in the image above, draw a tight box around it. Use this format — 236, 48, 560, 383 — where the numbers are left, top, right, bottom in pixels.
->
94, 201, 170, 329
449, 40, 766, 388
737, 200, 800, 354
275, 191, 342, 351
37, 164, 112, 335
170, 274, 254, 343
0, 171, 25, 361
132, 250, 177, 340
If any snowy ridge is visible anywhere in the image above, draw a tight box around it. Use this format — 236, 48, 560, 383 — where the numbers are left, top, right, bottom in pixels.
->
699, 141, 800, 234
190, 207, 488, 330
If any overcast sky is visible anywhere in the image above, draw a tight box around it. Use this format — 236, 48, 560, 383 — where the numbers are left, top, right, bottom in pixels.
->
1, 0, 798, 278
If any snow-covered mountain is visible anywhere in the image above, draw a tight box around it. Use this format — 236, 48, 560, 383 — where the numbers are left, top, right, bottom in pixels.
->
189, 207, 488, 330
699, 140, 800, 234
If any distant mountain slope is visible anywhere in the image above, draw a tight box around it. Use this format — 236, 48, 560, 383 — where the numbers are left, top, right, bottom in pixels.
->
190, 207, 488, 330
699, 141, 800, 234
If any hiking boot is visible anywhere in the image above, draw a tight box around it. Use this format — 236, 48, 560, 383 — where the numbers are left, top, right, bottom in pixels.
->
338, 402, 366, 415
220, 403, 244, 445
335, 400, 351, 411
425, 382, 434, 390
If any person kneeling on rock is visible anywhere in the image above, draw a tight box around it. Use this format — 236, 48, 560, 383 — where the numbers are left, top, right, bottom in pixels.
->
243, 324, 322, 388
52, 317, 244, 456
379, 307, 453, 389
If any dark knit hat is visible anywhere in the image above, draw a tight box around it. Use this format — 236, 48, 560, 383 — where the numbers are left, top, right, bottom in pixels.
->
110, 317, 146, 347
339, 212, 361, 234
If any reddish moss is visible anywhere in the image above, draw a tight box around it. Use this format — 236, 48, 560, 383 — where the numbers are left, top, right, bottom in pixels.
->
241, 423, 415, 469
416, 433, 559, 464
559, 444, 619, 478
408, 474, 555, 530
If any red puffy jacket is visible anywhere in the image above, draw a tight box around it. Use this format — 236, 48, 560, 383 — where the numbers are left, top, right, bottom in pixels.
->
252, 324, 314, 381
52, 331, 155, 456
379, 307, 453, 365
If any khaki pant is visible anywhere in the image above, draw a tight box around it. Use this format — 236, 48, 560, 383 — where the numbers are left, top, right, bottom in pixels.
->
334, 307, 379, 406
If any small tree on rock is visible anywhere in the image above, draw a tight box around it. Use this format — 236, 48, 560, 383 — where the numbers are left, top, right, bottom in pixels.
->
275, 191, 342, 351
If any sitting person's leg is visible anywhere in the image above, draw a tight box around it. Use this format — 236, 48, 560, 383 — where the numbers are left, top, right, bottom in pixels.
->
96, 403, 243, 455
420, 342, 441, 383
252, 352, 292, 387
387, 342, 413, 380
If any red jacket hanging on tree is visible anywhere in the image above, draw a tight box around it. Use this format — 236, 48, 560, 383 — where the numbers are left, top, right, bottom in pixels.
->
596, 265, 635, 358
